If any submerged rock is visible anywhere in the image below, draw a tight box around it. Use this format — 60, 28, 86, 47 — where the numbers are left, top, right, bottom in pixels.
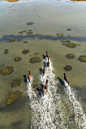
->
14, 57, 22, 61
30, 57, 41, 63
26, 22, 34, 25
6, 91, 22, 105
1, 66, 14, 75
78, 55, 86, 62
66, 54, 74, 59
22, 50, 29, 54
66, 43, 77, 48
64, 65, 72, 71
56, 33, 63, 36
11, 79, 21, 87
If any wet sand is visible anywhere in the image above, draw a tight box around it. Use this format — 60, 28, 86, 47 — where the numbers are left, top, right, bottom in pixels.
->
0, 0, 86, 128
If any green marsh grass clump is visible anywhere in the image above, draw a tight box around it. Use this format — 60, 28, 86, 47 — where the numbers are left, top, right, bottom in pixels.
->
11, 79, 21, 87
1, 66, 14, 75
22, 50, 29, 54
9, 39, 16, 42
66, 43, 77, 48
56, 33, 63, 36
14, 57, 22, 61
66, 54, 74, 59
26, 22, 34, 25
24, 41, 28, 43
64, 65, 72, 71
6, 91, 22, 105
78, 55, 86, 62
4, 49, 9, 54
30, 57, 41, 63
27, 30, 33, 34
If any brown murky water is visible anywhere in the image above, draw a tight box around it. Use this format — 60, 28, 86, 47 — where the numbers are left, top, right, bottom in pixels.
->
0, 0, 86, 128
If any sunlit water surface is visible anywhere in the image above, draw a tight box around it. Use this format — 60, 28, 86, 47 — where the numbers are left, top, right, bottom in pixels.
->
0, 0, 86, 128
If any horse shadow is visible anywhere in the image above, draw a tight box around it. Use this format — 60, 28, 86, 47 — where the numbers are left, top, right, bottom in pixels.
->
42, 54, 46, 59
23, 75, 27, 83
57, 77, 65, 87
39, 68, 43, 75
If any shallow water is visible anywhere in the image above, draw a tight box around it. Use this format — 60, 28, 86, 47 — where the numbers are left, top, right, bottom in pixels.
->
27, 58, 86, 129
0, 0, 86, 128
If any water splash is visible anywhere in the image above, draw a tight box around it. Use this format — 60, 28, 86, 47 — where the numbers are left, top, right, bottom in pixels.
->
27, 58, 67, 129
64, 81, 86, 129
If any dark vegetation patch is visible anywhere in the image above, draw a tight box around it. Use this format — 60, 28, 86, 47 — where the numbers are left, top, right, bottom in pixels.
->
11, 79, 21, 87
26, 22, 34, 25
78, 55, 86, 62
66, 54, 74, 59
66, 43, 77, 48
30, 57, 41, 63
0, 66, 14, 75
6, 91, 22, 105
64, 65, 72, 71
4, 49, 9, 54
14, 57, 22, 61
22, 50, 29, 54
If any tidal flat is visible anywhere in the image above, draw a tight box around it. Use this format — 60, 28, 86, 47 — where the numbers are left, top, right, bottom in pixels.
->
0, 0, 86, 128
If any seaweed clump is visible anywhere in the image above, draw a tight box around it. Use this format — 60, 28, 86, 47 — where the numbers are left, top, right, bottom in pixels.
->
6, 91, 22, 105
14, 57, 22, 61
64, 65, 72, 71
30, 57, 41, 63
66, 43, 77, 48
1, 66, 14, 75
22, 50, 29, 54
78, 55, 86, 62
11, 79, 21, 87
66, 54, 74, 59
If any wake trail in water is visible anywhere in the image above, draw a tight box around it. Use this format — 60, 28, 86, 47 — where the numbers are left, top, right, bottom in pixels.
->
64, 81, 86, 129
27, 57, 86, 129
27, 58, 67, 129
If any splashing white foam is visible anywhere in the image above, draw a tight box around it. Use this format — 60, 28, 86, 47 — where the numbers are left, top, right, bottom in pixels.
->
27, 58, 67, 129
64, 81, 86, 129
